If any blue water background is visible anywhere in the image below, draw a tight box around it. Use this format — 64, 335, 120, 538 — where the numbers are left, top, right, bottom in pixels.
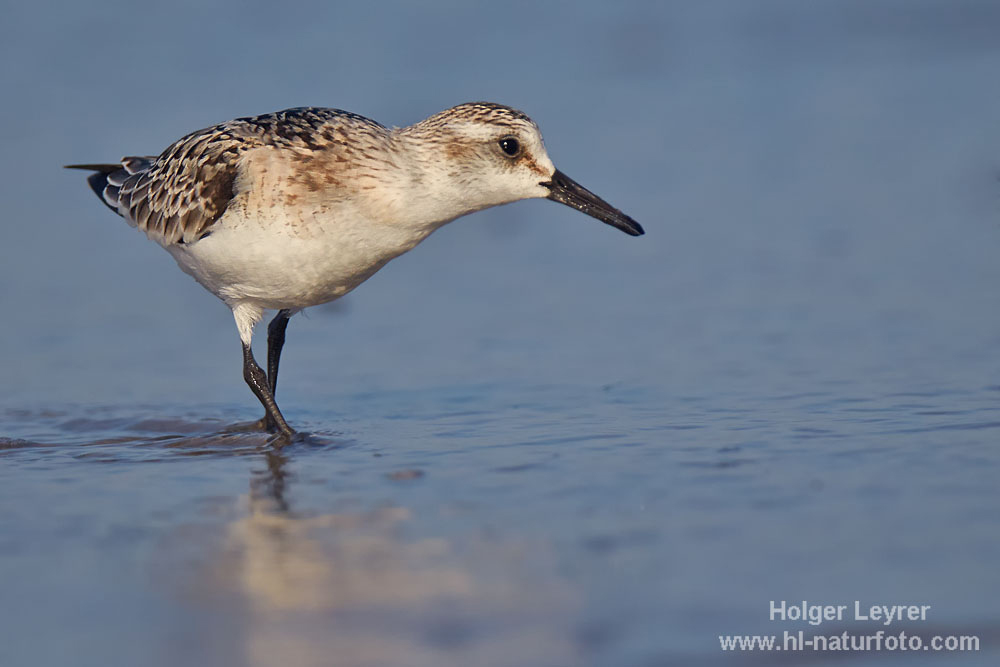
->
1, 1, 999, 665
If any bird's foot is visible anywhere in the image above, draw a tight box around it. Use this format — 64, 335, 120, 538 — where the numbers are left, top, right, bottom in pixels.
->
226, 416, 295, 441
256, 415, 296, 444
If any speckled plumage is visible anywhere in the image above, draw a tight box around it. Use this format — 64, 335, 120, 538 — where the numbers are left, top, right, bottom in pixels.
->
82, 108, 392, 245
67, 102, 642, 438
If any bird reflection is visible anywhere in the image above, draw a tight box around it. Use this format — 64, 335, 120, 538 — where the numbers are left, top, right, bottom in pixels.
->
250, 447, 290, 513
154, 430, 577, 666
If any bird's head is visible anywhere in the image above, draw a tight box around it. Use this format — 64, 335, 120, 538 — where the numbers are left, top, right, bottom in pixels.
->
401, 102, 643, 236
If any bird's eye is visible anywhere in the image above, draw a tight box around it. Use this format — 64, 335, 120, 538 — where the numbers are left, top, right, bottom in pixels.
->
499, 137, 520, 157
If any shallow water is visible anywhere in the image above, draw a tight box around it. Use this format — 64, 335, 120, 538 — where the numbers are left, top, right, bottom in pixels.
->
3, 379, 999, 666
3, 1, 1000, 665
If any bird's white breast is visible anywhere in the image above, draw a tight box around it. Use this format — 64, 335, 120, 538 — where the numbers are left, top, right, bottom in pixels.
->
166, 147, 439, 311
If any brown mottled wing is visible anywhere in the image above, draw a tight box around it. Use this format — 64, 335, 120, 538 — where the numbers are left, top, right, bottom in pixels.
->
71, 107, 389, 246
107, 129, 247, 246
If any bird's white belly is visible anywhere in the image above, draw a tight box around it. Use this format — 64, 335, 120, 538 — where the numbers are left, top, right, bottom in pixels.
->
167, 204, 434, 310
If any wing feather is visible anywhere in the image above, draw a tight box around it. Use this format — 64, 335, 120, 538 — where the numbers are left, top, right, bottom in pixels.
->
68, 107, 391, 246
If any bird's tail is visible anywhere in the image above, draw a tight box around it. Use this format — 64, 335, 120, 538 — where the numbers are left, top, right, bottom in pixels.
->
65, 164, 122, 211
65, 157, 155, 214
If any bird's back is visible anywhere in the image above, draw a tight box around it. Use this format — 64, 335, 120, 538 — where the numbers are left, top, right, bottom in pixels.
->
67, 107, 392, 247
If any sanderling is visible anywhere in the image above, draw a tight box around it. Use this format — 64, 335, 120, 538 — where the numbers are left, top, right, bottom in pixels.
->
67, 102, 643, 439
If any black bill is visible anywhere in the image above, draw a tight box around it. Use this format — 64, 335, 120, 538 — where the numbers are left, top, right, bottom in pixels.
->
542, 169, 644, 236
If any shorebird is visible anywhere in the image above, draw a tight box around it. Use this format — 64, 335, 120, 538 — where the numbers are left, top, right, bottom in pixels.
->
67, 103, 643, 439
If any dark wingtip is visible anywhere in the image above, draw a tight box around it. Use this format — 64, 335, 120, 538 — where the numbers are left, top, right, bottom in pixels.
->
64, 163, 120, 172
65, 163, 121, 211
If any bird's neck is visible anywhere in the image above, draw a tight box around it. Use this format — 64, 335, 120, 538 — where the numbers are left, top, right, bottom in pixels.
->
385, 130, 503, 231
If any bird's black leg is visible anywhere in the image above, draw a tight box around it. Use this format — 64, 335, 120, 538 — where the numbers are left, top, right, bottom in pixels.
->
256, 309, 292, 432
266, 309, 292, 395
243, 342, 294, 439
